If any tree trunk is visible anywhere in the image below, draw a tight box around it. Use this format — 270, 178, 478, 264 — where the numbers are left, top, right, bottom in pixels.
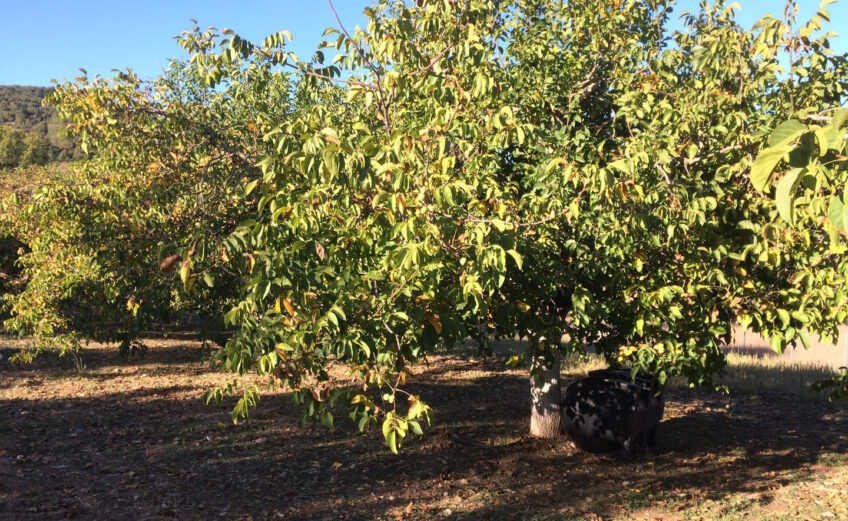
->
529, 349, 562, 438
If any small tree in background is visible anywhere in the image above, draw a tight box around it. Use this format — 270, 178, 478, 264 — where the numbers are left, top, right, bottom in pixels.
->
0, 126, 26, 168
19, 132, 51, 167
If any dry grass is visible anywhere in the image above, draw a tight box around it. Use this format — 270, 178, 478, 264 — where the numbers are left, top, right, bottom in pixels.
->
717, 353, 841, 400
486, 338, 843, 401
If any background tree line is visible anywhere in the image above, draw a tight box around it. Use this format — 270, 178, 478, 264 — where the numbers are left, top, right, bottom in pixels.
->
0, 85, 81, 168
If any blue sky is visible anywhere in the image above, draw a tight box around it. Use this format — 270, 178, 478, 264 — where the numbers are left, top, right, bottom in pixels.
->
1, 0, 845, 86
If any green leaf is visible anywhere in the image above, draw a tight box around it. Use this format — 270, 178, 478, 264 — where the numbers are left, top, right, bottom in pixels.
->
791, 310, 810, 323
244, 179, 260, 196
750, 145, 792, 192
828, 195, 848, 233
769, 333, 785, 354
798, 329, 811, 351
814, 127, 842, 155
775, 168, 802, 225
409, 420, 423, 435
506, 249, 523, 270
608, 159, 629, 174
768, 119, 806, 147
388, 430, 398, 454
382, 417, 392, 440
832, 108, 848, 130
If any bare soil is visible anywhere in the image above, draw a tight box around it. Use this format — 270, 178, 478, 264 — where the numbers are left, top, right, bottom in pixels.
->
1, 338, 847, 521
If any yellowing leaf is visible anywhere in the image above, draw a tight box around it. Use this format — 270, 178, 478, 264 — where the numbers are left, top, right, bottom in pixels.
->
179, 258, 192, 287
406, 395, 431, 421
545, 157, 568, 173
423, 311, 442, 334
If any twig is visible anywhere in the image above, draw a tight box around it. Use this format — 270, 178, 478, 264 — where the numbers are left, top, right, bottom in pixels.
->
434, 184, 589, 229
575, 62, 600, 93
367, 269, 421, 322
284, 62, 376, 89
683, 143, 746, 166
326, 0, 393, 133
326, 0, 379, 80
410, 44, 454, 76
654, 162, 672, 185
800, 106, 847, 123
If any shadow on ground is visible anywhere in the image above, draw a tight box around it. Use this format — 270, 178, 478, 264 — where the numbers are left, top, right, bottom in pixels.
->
0, 341, 846, 521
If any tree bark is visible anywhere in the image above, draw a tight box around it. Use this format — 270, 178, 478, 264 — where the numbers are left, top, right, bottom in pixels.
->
529, 348, 562, 438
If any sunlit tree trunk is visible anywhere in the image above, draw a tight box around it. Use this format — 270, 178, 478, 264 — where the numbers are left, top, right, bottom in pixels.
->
529, 346, 562, 438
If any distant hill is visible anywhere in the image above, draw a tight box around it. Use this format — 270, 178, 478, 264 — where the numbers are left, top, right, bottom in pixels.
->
0, 85, 80, 166
0, 86, 55, 132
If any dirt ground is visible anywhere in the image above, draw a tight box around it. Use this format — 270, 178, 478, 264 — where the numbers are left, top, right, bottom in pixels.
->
1, 338, 847, 521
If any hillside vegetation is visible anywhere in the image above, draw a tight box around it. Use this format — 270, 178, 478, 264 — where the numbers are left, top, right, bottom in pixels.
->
0, 85, 79, 167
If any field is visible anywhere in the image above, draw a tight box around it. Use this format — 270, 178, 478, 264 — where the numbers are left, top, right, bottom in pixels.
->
1, 337, 847, 521
727, 325, 848, 370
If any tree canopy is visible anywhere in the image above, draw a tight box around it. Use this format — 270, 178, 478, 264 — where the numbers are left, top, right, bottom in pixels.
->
2, 0, 847, 449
